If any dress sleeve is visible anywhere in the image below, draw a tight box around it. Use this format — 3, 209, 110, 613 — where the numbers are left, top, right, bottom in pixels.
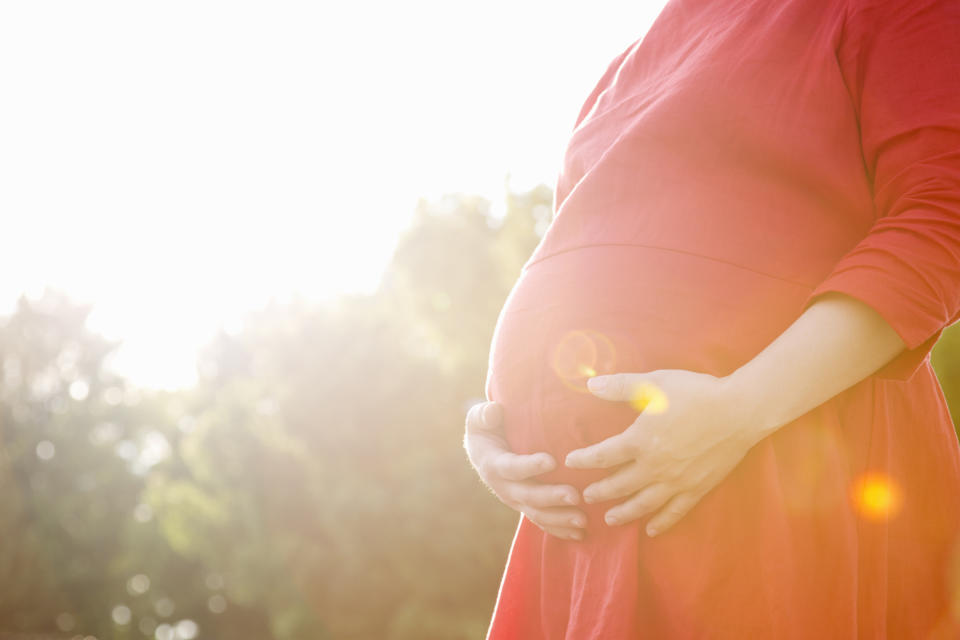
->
801, 0, 960, 381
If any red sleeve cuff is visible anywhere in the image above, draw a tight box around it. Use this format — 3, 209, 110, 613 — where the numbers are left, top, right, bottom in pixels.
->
800, 264, 946, 382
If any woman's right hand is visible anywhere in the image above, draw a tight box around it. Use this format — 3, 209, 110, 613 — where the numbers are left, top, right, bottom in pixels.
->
464, 401, 587, 541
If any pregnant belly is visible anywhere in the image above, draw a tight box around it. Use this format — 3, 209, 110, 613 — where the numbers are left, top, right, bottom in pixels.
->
484, 244, 812, 490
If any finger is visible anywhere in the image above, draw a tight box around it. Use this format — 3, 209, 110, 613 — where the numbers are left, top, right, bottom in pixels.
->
645, 490, 703, 537
522, 506, 588, 530
492, 451, 558, 481
483, 401, 504, 428
504, 479, 580, 508
564, 427, 640, 469
541, 525, 586, 542
588, 374, 669, 414
581, 461, 647, 504
602, 482, 672, 526
466, 401, 502, 433
586, 373, 642, 401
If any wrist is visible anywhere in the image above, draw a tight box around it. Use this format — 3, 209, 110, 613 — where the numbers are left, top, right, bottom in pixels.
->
718, 368, 783, 447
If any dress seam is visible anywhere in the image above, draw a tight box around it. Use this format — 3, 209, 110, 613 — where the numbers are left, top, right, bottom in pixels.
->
525, 242, 818, 290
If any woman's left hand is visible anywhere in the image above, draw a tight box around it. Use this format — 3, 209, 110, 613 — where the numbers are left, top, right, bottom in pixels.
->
564, 369, 764, 537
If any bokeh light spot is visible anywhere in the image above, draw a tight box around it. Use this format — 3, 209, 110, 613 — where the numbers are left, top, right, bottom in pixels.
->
629, 382, 669, 414
69, 379, 90, 401
175, 619, 198, 639
127, 573, 151, 596
850, 472, 902, 520
207, 594, 227, 614
102, 386, 124, 406
111, 605, 131, 625
133, 503, 154, 523
36, 440, 55, 461
55, 612, 76, 632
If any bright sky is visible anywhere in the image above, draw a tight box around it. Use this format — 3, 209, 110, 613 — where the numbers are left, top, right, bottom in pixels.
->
0, 0, 668, 390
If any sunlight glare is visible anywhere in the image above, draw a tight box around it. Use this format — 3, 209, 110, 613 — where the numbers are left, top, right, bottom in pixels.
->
629, 382, 669, 414
850, 472, 902, 520
0, 0, 668, 389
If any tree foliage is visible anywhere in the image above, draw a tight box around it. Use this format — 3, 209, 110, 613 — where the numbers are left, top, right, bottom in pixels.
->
0, 185, 551, 639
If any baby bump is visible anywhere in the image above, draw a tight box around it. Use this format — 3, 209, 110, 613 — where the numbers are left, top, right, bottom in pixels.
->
484, 244, 813, 490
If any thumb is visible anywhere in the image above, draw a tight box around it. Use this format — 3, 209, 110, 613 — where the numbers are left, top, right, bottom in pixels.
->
586, 374, 635, 400
587, 374, 669, 413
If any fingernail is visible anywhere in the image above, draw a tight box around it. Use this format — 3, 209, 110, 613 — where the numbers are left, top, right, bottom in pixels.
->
587, 377, 605, 392
582, 491, 595, 504
646, 525, 658, 537
570, 530, 584, 541
605, 513, 619, 526
570, 516, 585, 528
563, 493, 578, 505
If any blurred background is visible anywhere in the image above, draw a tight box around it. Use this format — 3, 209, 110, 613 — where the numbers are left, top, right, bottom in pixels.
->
2, 1, 959, 639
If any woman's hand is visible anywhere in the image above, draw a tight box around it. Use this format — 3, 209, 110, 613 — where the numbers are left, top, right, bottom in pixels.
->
565, 370, 763, 538
464, 401, 588, 541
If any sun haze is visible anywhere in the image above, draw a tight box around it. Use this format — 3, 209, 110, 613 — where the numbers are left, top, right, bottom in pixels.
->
0, 0, 667, 389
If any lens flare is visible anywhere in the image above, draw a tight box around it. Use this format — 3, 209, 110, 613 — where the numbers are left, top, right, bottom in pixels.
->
850, 472, 902, 520
629, 382, 669, 414
551, 329, 617, 393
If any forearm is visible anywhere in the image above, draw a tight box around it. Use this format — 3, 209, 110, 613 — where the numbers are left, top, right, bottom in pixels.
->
723, 292, 908, 443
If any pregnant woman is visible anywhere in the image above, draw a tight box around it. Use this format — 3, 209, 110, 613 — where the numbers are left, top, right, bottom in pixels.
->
464, 0, 960, 637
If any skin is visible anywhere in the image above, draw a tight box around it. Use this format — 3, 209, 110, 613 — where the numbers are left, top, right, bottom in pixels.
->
464, 291, 909, 539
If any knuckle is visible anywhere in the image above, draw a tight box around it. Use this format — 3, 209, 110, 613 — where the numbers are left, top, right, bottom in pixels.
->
527, 519, 546, 533
677, 473, 702, 492
477, 457, 496, 480
484, 457, 509, 484
622, 438, 643, 458
492, 452, 513, 478
501, 495, 520, 510
663, 443, 686, 464
665, 502, 689, 518
508, 456, 533, 480
525, 487, 553, 507
510, 483, 532, 507
631, 495, 652, 514
466, 403, 483, 429
602, 480, 625, 501
618, 505, 641, 522
663, 509, 683, 522
540, 509, 572, 527
523, 509, 546, 528
611, 377, 627, 396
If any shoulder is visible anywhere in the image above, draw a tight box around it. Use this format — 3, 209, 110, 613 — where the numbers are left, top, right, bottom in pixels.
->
570, 38, 641, 131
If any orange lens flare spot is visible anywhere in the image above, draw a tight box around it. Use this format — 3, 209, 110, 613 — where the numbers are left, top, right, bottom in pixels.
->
551, 329, 617, 393
629, 382, 668, 414
850, 472, 902, 520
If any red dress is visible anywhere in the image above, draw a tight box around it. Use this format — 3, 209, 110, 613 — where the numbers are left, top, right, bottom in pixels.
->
483, 0, 960, 637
